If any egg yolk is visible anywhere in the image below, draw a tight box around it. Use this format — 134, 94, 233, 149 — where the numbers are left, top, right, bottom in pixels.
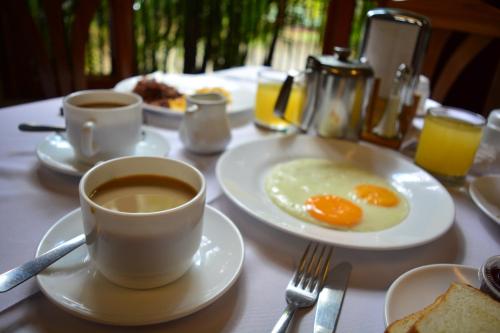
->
305, 195, 362, 227
355, 184, 399, 207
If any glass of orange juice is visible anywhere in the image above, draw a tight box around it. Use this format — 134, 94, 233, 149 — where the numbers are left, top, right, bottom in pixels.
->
415, 107, 485, 185
254, 68, 305, 131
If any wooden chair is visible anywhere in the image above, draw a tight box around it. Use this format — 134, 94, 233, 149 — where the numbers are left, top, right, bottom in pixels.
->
0, 0, 134, 104
376, 0, 500, 116
321, 0, 500, 116
322, 0, 356, 53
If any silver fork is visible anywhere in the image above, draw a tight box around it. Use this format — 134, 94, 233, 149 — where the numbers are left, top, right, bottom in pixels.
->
271, 242, 333, 333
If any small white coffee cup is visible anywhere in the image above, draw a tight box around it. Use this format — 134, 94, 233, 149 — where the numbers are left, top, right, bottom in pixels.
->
79, 156, 206, 289
63, 90, 143, 164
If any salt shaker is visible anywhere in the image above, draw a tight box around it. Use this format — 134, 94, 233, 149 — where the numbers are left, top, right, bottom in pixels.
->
472, 110, 500, 175
415, 75, 430, 116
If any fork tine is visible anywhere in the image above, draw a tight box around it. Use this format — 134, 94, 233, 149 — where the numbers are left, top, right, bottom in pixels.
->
311, 245, 333, 291
302, 243, 319, 288
301, 243, 321, 290
303, 244, 332, 291
293, 242, 314, 285
294, 243, 333, 292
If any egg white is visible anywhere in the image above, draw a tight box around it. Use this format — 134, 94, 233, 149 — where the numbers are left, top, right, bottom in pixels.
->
265, 158, 409, 232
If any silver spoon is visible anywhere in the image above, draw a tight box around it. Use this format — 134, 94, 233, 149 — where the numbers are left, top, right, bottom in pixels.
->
18, 124, 147, 140
18, 123, 66, 132
0, 234, 85, 292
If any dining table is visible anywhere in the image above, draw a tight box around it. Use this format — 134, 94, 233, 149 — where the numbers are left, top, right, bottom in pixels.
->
0, 66, 498, 333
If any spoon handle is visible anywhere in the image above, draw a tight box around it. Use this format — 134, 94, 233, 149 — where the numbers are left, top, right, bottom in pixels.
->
18, 123, 66, 132
0, 234, 85, 292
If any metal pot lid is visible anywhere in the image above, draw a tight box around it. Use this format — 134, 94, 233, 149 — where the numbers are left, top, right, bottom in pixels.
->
308, 47, 373, 77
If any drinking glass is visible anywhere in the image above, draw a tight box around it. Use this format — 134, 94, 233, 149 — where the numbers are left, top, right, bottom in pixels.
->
254, 68, 304, 131
415, 107, 485, 185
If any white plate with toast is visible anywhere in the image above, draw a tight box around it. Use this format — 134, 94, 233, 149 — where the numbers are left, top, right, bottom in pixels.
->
384, 264, 480, 328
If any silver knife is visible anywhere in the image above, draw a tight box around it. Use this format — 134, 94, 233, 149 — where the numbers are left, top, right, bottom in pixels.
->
314, 262, 352, 333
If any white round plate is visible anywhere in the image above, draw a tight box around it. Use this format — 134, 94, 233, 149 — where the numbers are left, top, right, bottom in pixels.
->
36, 205, 244, 326
36, 127, 170, 176
384, 264, 479, 326
469, 175, 500, 225
216, 134, 455, 250
114, 72, 255, 128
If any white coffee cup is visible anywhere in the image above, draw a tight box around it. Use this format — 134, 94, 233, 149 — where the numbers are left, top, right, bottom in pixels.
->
179, 93, 232, 154
63, 90, 143, 164
79, 156, 206, 289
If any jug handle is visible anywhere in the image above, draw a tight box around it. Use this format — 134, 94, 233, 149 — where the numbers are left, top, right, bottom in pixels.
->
273, 74, 295, 120
186, 105, 199, 113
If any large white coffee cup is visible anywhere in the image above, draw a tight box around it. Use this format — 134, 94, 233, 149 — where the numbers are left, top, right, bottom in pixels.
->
63, 90, 143, 164
79, 156, 206, 289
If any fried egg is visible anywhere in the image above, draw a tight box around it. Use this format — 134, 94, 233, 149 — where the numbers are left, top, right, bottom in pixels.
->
265, 158, 409, 232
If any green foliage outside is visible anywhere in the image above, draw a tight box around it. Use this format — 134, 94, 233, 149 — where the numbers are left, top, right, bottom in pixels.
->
132, 0, 330, 74
26, 0, 378, 76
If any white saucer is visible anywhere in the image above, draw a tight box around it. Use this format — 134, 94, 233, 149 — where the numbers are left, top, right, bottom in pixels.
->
36, 127, 170, 176
469, 175, 500, 225
36, 206, 244, 326
384, 264, 479, 327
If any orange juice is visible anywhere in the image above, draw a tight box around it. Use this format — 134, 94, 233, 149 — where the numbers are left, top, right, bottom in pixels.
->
415, 109, 484, 181
254, 73, 304, 131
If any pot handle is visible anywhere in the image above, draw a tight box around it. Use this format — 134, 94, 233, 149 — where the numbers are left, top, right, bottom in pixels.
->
273, 74, 295, 120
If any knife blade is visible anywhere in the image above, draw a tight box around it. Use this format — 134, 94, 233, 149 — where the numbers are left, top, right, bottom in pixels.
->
314, 262, 352, 333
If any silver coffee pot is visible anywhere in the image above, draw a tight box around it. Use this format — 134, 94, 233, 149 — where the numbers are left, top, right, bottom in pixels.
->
274, 47, 374, 140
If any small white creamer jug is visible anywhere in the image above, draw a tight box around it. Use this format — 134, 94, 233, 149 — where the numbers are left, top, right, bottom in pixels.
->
179, 93, 231, 154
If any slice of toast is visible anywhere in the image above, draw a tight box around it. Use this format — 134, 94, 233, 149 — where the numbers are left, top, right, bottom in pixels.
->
385, 295, 443, 333
409, 283, 500, 333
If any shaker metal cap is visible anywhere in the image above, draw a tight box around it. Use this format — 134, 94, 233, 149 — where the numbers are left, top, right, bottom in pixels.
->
479, 255, 500, 301
308, 47, 373, 77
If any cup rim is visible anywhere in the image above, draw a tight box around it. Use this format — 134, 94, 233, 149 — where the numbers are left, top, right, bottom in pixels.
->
79, 156, 206, 217
63, 89, 143, 112
187, 93, 226, 105
257, 67, 288, 82
427, 106, 486, 127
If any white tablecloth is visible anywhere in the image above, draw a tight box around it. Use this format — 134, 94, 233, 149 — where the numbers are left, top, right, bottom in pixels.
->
0, 67, 498, 333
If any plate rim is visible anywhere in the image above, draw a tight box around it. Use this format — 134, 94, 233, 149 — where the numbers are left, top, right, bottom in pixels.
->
35, 126, 170, 177
384, 263, 479, 327
216, 134, 455, 250
35, 205, 245, 326
113, 72, 255, 117
469, 175, 500, 225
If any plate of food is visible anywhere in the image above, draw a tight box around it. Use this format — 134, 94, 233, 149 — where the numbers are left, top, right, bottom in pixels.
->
114, 71, 255, 127
384, 264, 500, 332
216, 134, 455, 250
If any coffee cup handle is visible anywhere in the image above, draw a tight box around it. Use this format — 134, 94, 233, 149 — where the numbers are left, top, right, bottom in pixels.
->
81, 121, 97, 158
